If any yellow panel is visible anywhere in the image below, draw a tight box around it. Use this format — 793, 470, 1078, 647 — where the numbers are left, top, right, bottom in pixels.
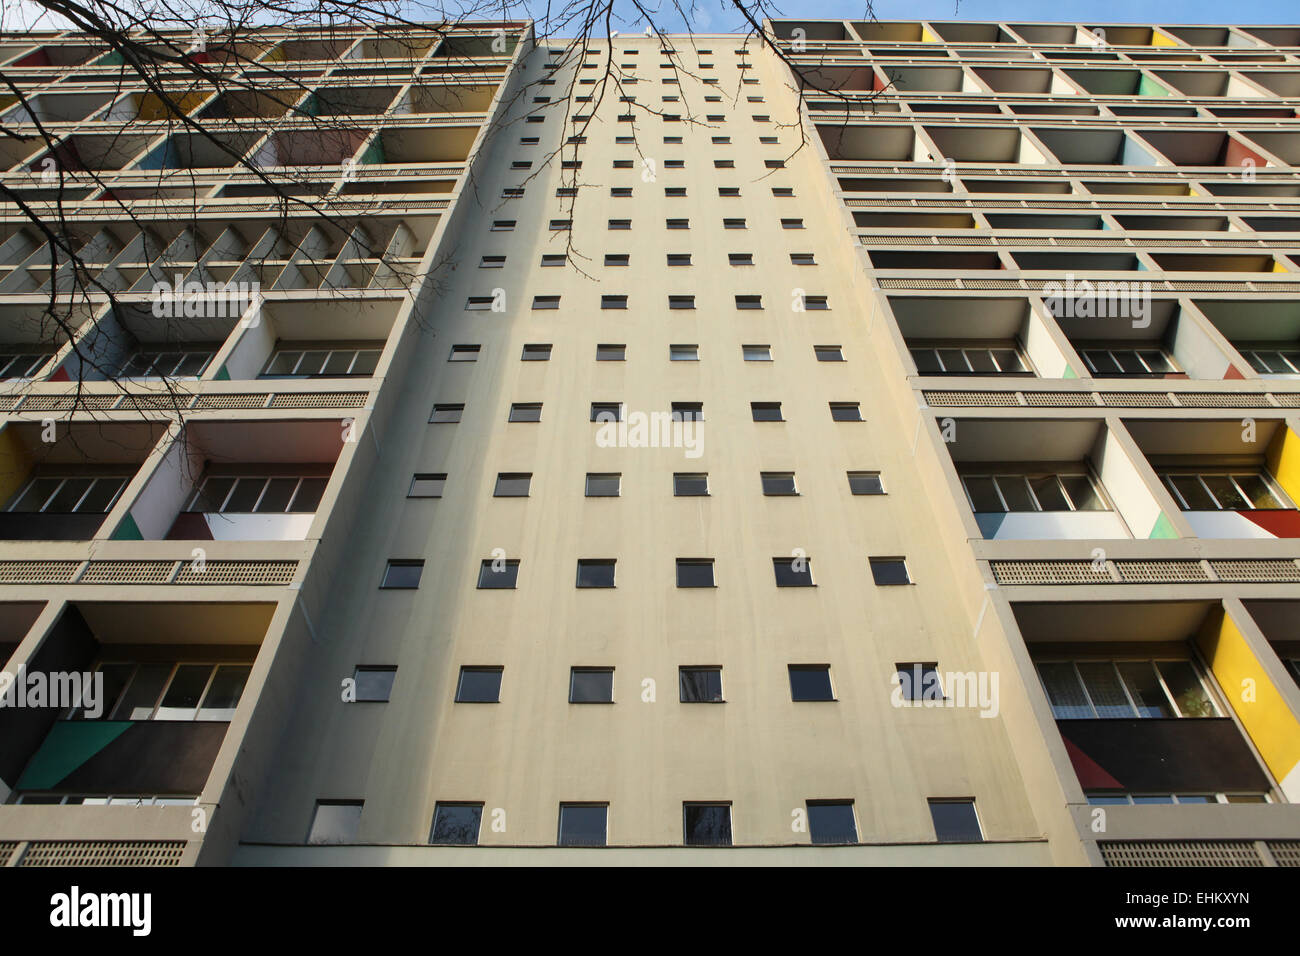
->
1266, 424, 1300, 504
1273, 258, 1289, 273
1197, 609, 1300, 788
0, 426, 32, 506
921, 27, 938, 43
1151, 31, 1178, 47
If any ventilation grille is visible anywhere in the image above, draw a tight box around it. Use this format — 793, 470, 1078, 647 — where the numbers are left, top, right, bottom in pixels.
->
990, 561, 1113, 585
0, 841, 15, 866
269, 392, 368, 409
1175, 392, 1271, 408
876, 278, 959, 290
1114, 560, 1210, 584
1273, 393, 1300, 408
964, 279, 1023, 289
5, 390, 371, 413
1024, 391, 1096, 406
1100, 391, 1176, 407
18, 840, 186, 867
991, 558, 1300, 586
20, 395, 118, 412
0, 559, 297, 586
78, 560, 179, 585
1269, 841, 1300, 867
174, 559, 297, 585
923, 390, 1020, 407
1101, 840, 1264, 867
1209, 559, 1300, 583
190, 393, 271, 409
0, 560, 81, 584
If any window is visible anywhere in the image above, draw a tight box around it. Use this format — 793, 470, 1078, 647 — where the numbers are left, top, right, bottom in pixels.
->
569, 667, 614, 703
790, 253, 815, 265
1242, 347, 1300, 376
352, 667, 396, 702
558, 804, 608, 847
910, 346, 1029, 376
585, 473, 621, 497
381, 560, 423, 589
532, 295, 560, 310
477, 559, 519, 589
870, 557, 911, 586
736, 295, 762, 310
847, 472, 885, 495
679, 667, 724, 702
781, 218, 804, 229
743, 344, 772, 362
1035, 660, 1219, 719
522, 344, 552, 361
663, 136, 682, 144
541, 254, 566, 267
430, 803, 483, 845
761, 472, 797, 496
609, 219, 632, 230
665, 186, 686, 197
449, 344, 480, 361
667, 253, 692, 266
896, 663, 942, 702
493, 472, 531, 497
806, 801, 857, 845
676, 559, 715, 588
1161, 471, 1285, 511
430, 403, 463, 424
961, 473, 1107, 513
611, 187, 633, 197
262, 346, 381, 377
728, 253, 753, 266
307, 801, 362, 845
929, 800, 983, 843
0, 352, 53, 380
605, 254, 629, 267
456, 667, 503, 702
491, 220, 516, 231
714, 159, 734, 168
723, 218, 746, 230
666, 218, 689, 230
674, 473, 709, 496
596, 344, 625, 362
501, 187, 524, 199
119, 349, 215, 378
772, 186, 794, 197
804, 296, 829, 311
508, 403, 542, 423
70, 661, 251, 722
672, 402, 703, 422
751, 402, 783, 422
512, 160, 531, 169
602, 295, 628, 310
670, 344, 698, 361
829, 402, 862, 422
759, 135, 778, 144
555, 187, 577, 198
520, 137, 539, 146
683, 804, 732, 846
591, 402, 623, 422
669, 295, 696, 310
789, 665, 834, 702
772, 556, 813, 587
408, 473, 446, 498
1081, 348, 1177, 377
576, 559, 616, 588
479, 255, 505, 269
613, 159, 634, 169
712, 136, 731, 145
4, 473, 129, 515
815, 345, 844, 362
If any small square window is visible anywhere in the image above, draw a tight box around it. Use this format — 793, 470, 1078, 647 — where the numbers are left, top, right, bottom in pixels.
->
772, 186, 794, 197
465, 297, 494, 312
772, 556, 813, 587
430, 803, 483, 845
679, 666, 724, 702
605, 254, 630, 267
781, 218, 805, 229
569, 667, 614, 703
596, 344, 625, 362
477, 560, 519, 589
723, 218, 746, 230
676, 558, 715, 588
611, 187, 633, 197
591, 402, 623, 422
408, 473, 446, 498
663, 136, 683, 144
807, 801, 857, 845
512, 160, 531, 170
502, 187, 525, 198
450, 344, 481, 361
761, 472, 797, 496
665, 186, 687, 197
759, 135, 778, 144
871, 558, 911, 586
712, 136, 731, 145
764, 158, 784, 168
381, 560, 423, 589
558, 804, 608, 847
493, 472, 531, 497
895, 663, 942, 702
670, 344, 699, 361
353, 666, 397, 702
532, 295, 561, 310
508, 402, 542, 423
848, 472, 884, 495
789, 665, 834, 702
683, 804, 732, 846
613, 159, 634, 169
669, 296, 696, 311
456, 667, 503, 702
576, 559, 616, 588
751, 402, 783, 422
743, 344, 772, 362
491, 220, 516, 231
815, 346, 844, 362
929, 800, 983, 843
667, 253, 692, 266
736, 295, 762, 310
790, 253, 815, 265
541, 254, 566, 267
430, 403, 463, 424
609, 219, 632, 230
674, 473, 709, 496
672, 402, 703, 422
307, 801, 362, 845
830, 402, 862, 422
585, 473, 621, 497
804, 296, 829, 310
479, 255, 506, 268
522, 344, 552, 361
729, 253, 753, 266
602, 295, 628, 310
714, 159, 734, 168
718, 187, 741, 198
666, 218, 690, 230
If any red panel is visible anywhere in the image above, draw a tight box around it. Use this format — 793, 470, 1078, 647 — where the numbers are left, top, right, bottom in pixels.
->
1062, 735, 1123, 789
1238, 509, 1300, 538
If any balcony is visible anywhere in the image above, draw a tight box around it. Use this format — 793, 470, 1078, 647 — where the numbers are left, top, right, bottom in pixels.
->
1193, 299, 1300, 380
891, 296, 1068, 380
220, 299, 399, 379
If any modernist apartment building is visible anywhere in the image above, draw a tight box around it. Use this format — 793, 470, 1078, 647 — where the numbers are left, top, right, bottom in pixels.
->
0, 18, 1297, 867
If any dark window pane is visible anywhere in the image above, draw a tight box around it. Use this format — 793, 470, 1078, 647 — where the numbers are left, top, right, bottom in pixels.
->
494, 473, 531, 496
1077, 663, 1134, 719
829, 403, 862, 421
558, 804, 607, 846
382, 561, 423, 589
255, 477, 299, 513
679, 667, 723, 702
674, 473, 709, 496
789, 665, 834, 701
1061, 475, 1104, 511
110, 663, 173, 720
1167, 475, 1215, 511
929, 800, 982, 843
198, 665, 250, 718
1202, 475, 1247, 510
773, 557, 813, 587
1037, 663, 1092, 719
761, 473, 797, 495
751, 403, 782, 422
676, 560, 714, 587
430, 404, 463, 423
456, 668, 502, 703
75, 663, 134, 720
353, 667, 396, 702
683, 804, 732, 846
430, 803, 482, 845
995, 476, 1036, 512
585, 474, 620, 497
289, 478, 328, 513
75, 476, 127, 513
509, 404, 542, 423
570, 668, 614, 703
895, 663, 942, 702
477, 560, 519, 589
1028, 475, 1069, 512
807, 802, 857, 845
223, 477, 266, 513
45, 477, 95, 513
156, 664, 213, 718
1157, 661, 1216, 718
409, 474, 446, 498
848, 473, 883, 495
576, 559, 616, 588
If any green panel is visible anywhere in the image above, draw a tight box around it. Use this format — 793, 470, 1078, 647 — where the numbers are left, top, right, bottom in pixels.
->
1063, 364, 1078, 379
16, 721, 132, 790
1149, 511, 1179, 539
1138, 75, 1170, 97
215, 364, 231, 381
360, 137, 387, 165
111, 512, 143, 541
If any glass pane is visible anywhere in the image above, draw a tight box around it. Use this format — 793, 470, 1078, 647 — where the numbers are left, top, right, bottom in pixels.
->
910, 349, 942, 374
223, 477, 266, 512
966, 350, 997, 373
255, 478, 299, 513
1083, 350, 1119, 375
456, 668, 502, 702
197, 665, 251, 719
322, 350, 355, 375
684, 805, 732, 846
586, 475, 620, 497
674, 474, 708, 496
848, 473, 883, 495
155, 664, 213, 719
1061, 475, 1105, 511
676, 561, 714, 587
570, 669, 613, 703
558, 805, 607, 846
996, 476, 1037, 512
350, 350, 381, 376
1077, 663, 1134, 718
1233, 474, 1280, 509
807, 803, 857, 845
265, 351, 301, 375
1037, 663, 1092, 718
430, 804, 482, 845
1112, 351, 1145, 374
1139, 350, 1172, 373
1202, 475, 1247, 510
991, 349, 1025, 373
307, 803, 362, 844
353, 668, 396, 702
576, 561, 615, 587
111, 663, 174, 720
289, 477, 327, 513
1167, 475, 1215, 511
761, 474, 796, 495
937, 349, 969, 373
929, 801, 982, 842
679, 668, 723, 702
191, 477, 235, 512
76, 477, 126, 513
1028, 475, 1069, 511
1131, 795, 1175, 805
1157, 661, 1216, 718
1117, 662, 1174, 718
72, 662, 134, 719
789, 666, 833, 701
298, 350, 329, 375
175, 353, 210, 376
45, 477, 94, 512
